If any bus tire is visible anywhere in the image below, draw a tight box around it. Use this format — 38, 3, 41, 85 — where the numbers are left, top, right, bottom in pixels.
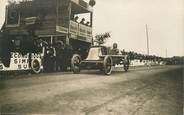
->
31, 59, 41, 74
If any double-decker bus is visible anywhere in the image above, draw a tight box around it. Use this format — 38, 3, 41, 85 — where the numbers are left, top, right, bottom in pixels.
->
0, 0, 96, 73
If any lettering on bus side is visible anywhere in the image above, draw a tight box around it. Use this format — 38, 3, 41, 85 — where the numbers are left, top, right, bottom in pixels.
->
12, 53, 29, 58
14, 59, 29, 64
17, 64, 28, 70
18, 65, 22, 70
32, 54, 41, 58
23, 64, 28, 69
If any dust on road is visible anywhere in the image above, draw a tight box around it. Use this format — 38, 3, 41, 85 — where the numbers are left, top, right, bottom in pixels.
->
0, 66, 183, 115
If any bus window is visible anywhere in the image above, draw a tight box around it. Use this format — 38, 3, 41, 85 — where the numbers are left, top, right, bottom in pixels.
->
73, 13, 91, 26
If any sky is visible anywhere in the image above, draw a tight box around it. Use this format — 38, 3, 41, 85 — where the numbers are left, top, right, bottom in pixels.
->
0, 0, 184, 57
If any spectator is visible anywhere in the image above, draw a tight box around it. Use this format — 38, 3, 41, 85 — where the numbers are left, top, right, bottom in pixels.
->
80, 18, 85, 24
74, 16, 79, 22
55, 41, 65, 71
85, 21, 90, 26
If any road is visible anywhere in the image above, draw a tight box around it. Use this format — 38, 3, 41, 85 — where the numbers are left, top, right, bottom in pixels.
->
0, 66, 183, 115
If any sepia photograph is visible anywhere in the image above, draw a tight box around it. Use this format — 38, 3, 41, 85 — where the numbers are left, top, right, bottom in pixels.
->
0, 0, 183, 114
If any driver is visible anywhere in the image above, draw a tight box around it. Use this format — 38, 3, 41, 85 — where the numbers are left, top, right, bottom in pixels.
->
111, 43, 119, 55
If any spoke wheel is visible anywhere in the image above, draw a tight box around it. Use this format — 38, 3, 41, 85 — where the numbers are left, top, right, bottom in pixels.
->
103, 56, 113, 75
71, 54, 81, 74
124, 59, 129, 72
31, 59, 41, 74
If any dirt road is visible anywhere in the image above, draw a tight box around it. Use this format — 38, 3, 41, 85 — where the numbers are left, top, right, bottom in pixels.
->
0, 66, 183, 115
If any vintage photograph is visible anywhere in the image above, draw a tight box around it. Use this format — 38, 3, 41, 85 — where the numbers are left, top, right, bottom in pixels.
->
0, 0, 183, 114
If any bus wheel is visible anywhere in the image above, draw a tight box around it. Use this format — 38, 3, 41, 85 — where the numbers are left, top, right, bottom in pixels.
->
31, 59, 41, 74
71, 54, 81, 74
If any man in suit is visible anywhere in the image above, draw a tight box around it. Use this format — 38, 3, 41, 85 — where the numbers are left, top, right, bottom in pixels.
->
55, 41, 65, 71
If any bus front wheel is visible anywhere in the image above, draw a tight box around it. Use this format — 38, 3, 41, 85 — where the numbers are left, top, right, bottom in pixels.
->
31, 59, 42, 74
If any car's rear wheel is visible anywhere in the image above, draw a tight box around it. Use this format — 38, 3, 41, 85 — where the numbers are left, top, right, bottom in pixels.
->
123, 59, 129, 72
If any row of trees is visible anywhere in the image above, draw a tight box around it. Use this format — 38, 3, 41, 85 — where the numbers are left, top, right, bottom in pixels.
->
121, 51, 184, 65
94, 32, 183, 65
164, 56, 184, 65
121, 50, 164, 62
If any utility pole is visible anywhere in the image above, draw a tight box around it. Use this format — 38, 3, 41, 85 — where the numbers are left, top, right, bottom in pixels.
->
146, 24, 150, 55
166, 49, 167, 58
146, 24, 150, 69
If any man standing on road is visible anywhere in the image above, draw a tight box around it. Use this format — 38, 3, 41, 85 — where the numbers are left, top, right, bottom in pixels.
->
55, 41, 65, 71
43, 44, 56, 72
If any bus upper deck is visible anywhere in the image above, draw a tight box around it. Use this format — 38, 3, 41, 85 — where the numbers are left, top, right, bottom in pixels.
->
4, 0, 94, 43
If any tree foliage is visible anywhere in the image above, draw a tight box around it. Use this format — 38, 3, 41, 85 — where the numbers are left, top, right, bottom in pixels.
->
8, 0, 17, 5
94, 32, 111, 46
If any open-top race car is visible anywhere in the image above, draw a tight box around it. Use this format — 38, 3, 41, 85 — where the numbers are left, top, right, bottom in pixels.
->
71, 46, 130, 75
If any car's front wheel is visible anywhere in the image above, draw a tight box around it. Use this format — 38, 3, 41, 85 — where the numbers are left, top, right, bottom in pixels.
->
103, 56, 113, 75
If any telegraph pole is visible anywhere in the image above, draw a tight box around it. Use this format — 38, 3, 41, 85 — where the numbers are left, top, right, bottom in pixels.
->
146, 24, 150, 69
146, 24, 150, 55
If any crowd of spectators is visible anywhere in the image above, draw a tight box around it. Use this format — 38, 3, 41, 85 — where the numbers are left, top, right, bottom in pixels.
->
120, 50, 183, 65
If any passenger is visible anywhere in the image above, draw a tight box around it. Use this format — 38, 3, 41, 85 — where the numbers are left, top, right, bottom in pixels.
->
85, 21, 90, 26
80, 18, 85, 25
74, 16, 79, 22
111, 43, 119, 55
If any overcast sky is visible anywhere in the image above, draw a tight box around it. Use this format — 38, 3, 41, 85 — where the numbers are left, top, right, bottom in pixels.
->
0, 0, 183, 57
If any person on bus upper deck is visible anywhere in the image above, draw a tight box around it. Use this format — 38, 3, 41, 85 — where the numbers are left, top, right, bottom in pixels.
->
74, 16, 79, 22
80, 18, 85, 25
85, 21, 90, 26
